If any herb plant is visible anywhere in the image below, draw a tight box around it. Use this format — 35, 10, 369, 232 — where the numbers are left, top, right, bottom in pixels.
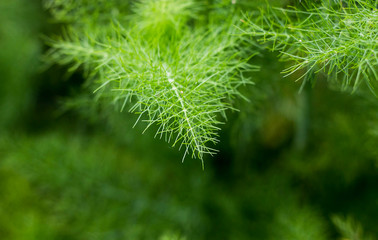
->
1, 0, 377, 239
44, 0, 377, 165
45, 0, 257, 166
241, 0, 378, 94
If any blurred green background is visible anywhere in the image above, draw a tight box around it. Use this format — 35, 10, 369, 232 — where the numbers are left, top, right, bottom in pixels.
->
0, 0, 377, 239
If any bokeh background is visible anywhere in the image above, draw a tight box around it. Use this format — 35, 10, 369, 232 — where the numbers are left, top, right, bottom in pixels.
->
0, 0, 377, 239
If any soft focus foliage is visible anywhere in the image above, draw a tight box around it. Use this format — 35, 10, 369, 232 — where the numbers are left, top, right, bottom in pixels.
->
0, 0, 377, 239
332, 215, 375, 240
0, 0, 42, 130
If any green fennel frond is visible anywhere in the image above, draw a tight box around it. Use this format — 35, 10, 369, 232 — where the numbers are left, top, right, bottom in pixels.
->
241, 0, 378, 94
45, 0, 256, 166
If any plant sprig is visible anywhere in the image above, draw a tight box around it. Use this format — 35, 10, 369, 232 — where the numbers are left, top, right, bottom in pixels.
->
241, 0, 378, 95
45, 0, 257, 166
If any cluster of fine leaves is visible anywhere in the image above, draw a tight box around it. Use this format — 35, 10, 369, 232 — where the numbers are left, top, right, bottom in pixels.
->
241, 0, 378, 94
44, 0, 256, 166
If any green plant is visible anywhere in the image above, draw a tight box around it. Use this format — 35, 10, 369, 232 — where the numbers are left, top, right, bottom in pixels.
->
1, 0, 377, 239
332, 215, 375, 240
44, 0, 377, 165
240, 0, 378, 94
45, 0, 257, 166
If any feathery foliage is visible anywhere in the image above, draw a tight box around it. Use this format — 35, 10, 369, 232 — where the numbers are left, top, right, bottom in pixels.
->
45, 0, 256, 165
241, 0, 378, 94
0, 0, 377, 239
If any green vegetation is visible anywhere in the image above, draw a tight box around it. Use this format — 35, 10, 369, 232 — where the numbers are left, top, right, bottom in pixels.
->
45, 0, 257, 163
0, 0, 376, 239
0, 0, 43, 130
241, 0, 378, 94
